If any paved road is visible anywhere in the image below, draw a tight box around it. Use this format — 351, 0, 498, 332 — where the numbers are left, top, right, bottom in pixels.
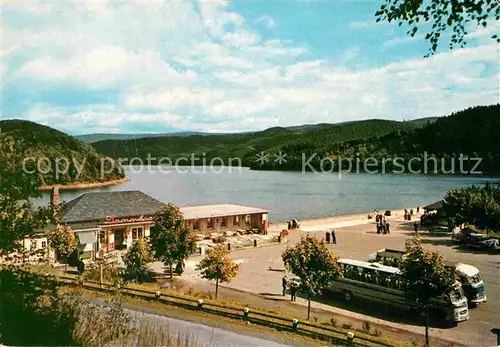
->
176, 217, 500, 347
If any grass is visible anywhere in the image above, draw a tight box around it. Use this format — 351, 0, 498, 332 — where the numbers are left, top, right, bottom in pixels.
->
32, 266, 413, 347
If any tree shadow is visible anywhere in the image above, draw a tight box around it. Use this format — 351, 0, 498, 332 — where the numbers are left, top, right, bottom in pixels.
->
420, 238, 456, 247
307, 290, 456, 329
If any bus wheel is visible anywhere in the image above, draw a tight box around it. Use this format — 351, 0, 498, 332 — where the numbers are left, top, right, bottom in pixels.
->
344, 291, 353, 301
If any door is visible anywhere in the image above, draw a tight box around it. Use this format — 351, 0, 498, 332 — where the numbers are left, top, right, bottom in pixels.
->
114, 229, 125, 249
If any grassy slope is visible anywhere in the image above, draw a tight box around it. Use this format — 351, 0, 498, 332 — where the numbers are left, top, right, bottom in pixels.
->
0, 119, 125, 186
91, 118, 431, 163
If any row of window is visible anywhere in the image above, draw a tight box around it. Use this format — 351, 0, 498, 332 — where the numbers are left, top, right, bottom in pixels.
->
341, 264, 404, 290
191, 215, 251, 230
29, 240, 47, 251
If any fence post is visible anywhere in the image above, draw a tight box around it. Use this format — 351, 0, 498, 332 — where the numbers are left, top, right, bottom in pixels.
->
292, 319, 299, 330
243, 307, 249, 320
197, 299, 204, 309
346, 332, 354, 346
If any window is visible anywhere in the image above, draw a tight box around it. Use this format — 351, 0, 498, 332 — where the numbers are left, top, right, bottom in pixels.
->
193, 219, 200, 230
245, 215, 250, 225
221, 217, 227, 228
207, 218, 213, 229
41, 241, 47, 249
132, 227, 144, 240
30, 240, 37, 250
234, 216, 240, 225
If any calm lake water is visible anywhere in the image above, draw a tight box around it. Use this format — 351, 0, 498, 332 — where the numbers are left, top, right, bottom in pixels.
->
39, 166, 495, 223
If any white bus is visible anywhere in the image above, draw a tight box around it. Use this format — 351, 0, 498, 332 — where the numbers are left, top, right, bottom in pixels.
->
367, 248, 487, 305
326, 259, 469, 323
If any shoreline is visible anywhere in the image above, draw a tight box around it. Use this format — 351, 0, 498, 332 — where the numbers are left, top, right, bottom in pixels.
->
38, 177, 130, 191
268, 208, 418, 232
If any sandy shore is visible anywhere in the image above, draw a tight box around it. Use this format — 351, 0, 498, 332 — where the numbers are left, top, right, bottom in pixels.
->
38, 177, 130, 191
268, 208, 417, 233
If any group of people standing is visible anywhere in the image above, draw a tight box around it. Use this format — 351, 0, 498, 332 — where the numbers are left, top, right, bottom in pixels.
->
404, 207, 419, 221
375, 213, 390, 234
287, 219, 299, 230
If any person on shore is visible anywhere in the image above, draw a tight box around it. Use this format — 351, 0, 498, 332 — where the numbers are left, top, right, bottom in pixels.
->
282, 276, 287, 296
417, 206, 420, 213
287, 221, 291, 230
290, 282, 297, 301
413, 222, 419, 234
410, 208, 414, 215
382, 222, 386, 234
325, 230, 331, 243
386, 221, 390, 234
376, 222, 380, 234
331, 229, 337, 244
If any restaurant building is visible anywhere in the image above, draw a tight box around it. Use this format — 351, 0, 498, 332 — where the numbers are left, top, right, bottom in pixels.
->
20, 190, 269, 263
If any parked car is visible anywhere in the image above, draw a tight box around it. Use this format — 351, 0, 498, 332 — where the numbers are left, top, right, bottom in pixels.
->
452, 228, 499, 249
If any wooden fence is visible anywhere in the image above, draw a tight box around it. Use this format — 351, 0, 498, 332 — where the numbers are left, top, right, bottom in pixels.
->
56, 276, 398, 347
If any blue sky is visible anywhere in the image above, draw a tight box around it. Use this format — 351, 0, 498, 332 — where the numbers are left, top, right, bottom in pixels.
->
1, 0, 498, 135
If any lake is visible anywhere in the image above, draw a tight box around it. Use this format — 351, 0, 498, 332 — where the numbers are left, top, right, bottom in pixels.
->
39, 166, 495, 222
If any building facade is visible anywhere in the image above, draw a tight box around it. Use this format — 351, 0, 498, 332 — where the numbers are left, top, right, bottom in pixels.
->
17, 190, 269, 263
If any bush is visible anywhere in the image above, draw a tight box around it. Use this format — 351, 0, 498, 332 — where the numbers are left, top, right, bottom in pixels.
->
341, 323, 353, 329
372, 328, 382, 337
329, 317, 337, 327
362, 320, 371, 333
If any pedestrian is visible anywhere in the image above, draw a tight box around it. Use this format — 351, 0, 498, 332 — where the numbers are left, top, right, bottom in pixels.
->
410, 208, 413, 215
287, 221, 291, 230
290, 282, 297, 301
325, 230, 331, 243
331, 229, 337, 244
382, 222, 386, 234
376, 222, 380, 234
282, 276, 287, 296
386, 221, 390, 234
417, 206, 420, 213
413, 222, 419, 234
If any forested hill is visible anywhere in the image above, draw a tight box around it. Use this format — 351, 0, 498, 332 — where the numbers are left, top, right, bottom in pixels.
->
0, 120, 125, 186
91, 118, 432, 164
252, 104, 499, 174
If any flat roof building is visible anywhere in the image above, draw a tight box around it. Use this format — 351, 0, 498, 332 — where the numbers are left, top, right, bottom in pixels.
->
20, 190, 269, 263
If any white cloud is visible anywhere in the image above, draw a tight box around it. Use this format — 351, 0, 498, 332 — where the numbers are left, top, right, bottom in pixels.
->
3, 1, 498, 134
255, 15, 276, 29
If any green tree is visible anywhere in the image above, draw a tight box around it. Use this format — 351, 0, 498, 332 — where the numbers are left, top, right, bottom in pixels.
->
0, 132, 54, 254
443, 183, 500, 233
195, 245, 240, 299
123, 238, 153, 281
82, 253, 125, 289
399, 237, 457, 347
375, 0, 499, 57
149, 203, 197, 280
282, 234, 343, 319
48, 224, 77, 273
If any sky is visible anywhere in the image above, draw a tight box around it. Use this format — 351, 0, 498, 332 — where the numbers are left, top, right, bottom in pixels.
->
1, 0, 499, 135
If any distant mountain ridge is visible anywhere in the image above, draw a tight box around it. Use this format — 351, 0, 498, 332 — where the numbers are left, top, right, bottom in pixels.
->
77, 117, 438, 143
90, 116, 439, 164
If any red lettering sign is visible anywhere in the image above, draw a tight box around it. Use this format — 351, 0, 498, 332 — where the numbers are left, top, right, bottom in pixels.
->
104, 215, 153, 224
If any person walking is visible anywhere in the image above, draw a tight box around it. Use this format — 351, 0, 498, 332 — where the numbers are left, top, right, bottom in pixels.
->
386, 221, 390, 234
331, 229, 337, 244
287, 221, 291, 230
413, 221, 419, 235
416, 206, 420, 213
290, 282, 297, 301
282, 276, 287, 296
325, 230, 331, 243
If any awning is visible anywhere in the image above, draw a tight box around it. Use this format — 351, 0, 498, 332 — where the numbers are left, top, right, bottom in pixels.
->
77, 231, 97, 245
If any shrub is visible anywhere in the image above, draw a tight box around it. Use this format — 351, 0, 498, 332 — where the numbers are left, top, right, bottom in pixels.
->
362, 320, 371, 333
329, 317, 337, 327
341, 323, 353, 329
372, 328, 382, 337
